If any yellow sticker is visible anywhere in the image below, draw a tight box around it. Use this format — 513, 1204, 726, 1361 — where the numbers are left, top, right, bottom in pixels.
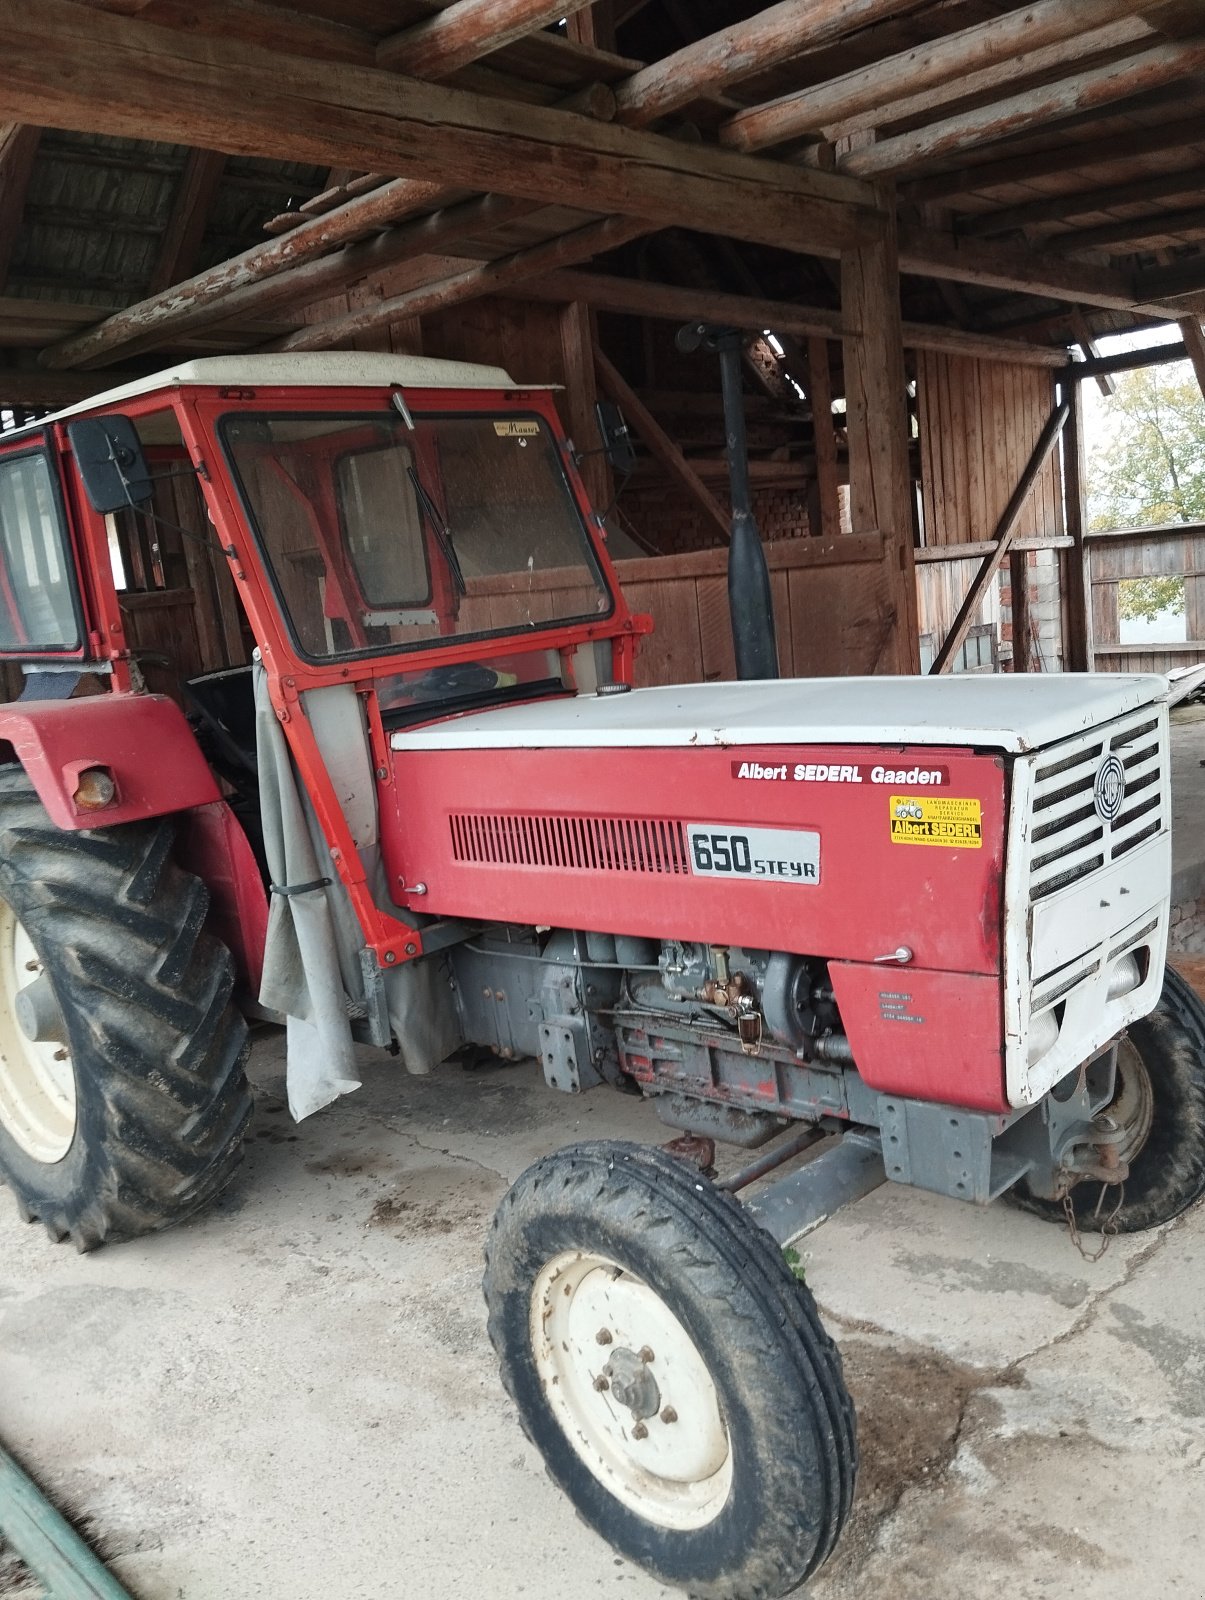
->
494, 420, 541, 437
889, 794, 982, 848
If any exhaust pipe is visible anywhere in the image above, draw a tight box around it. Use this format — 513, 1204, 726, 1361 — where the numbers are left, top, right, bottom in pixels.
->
677, 322, 778, 680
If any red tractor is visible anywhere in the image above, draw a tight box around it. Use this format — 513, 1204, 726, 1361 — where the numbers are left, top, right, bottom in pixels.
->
0, 353, 1201, 1599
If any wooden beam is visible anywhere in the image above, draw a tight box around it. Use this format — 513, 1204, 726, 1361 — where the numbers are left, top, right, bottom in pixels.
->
1071, 338, 1186, 379
612, 0, 924, 127
1051, 202, 1205, 257
592, 344, 731, 542
898, 224, 1192, 318
842, 41, 1205, 179
0, 2, 878, 262
931, 397, 1070, 674
271, 215, 653, 352
377, 0, 594, 79
1179, 317, 1205, 405
146, 147, 226, 295
520, 268, 1071, 367
0, 124, 41, 292
722, 0, 1158, 152
959, 164, 1205, 239
1132, 256, 1205, 308
901, 112, 1205, 204
841, 195, 918, 674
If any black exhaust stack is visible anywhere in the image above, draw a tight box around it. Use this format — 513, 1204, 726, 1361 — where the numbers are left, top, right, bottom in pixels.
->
677, 322, 778, 680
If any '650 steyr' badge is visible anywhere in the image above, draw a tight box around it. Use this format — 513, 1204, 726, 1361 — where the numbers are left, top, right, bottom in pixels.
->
1093, 753, 1126, 822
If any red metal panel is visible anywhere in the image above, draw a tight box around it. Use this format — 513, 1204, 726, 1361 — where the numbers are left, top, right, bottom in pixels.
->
386, 743, 1007, 976
827, 964, 1007, 1112
174, 800, 269, 995
0, 693, 220, 829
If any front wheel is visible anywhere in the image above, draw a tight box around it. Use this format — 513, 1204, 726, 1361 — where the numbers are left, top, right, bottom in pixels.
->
1011, 965, 1205, 1233
484, 1141, 856, 1599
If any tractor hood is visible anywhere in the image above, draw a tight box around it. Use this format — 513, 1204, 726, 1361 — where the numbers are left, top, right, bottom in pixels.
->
389, 674, 1170, 757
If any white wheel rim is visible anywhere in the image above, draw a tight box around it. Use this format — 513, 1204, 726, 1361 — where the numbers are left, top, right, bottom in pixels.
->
0, 899, 76, 1163
531, 1249, 733, 1532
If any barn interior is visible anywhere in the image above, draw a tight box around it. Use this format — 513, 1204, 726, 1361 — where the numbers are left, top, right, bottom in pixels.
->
0, 0, 1204, 707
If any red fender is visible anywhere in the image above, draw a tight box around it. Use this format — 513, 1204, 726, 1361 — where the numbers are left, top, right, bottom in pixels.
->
0, 692, 220, 829
175, 801, 269, 997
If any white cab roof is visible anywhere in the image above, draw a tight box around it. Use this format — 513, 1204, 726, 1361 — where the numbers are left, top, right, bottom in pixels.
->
24, 353, 527, 432
391, 674, 1169, 755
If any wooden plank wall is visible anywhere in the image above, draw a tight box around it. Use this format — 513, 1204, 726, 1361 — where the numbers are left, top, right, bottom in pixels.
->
915, 351, 1064, 661
619, 534, 896, 683
1088, 523, 1205, 674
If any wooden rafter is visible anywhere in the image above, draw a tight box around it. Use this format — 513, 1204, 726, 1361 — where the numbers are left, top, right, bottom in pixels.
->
721, 0, 1161, 152
612, 0, 923, 128
1049, 202, 1205, 257
269, 215, 653, 352
147, 147, 225, 294
958, 164, 1205, 240
842, 40, 1205, 178
900, 113, 1205, 204
0, 124, 41, 292
376, 0, 594, 78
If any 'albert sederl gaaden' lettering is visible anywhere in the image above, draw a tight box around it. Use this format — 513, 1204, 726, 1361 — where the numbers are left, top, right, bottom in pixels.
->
731, 759, 948, 786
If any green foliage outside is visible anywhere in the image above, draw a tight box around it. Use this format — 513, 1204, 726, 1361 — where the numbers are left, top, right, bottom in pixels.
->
1087, 363, 1205, 626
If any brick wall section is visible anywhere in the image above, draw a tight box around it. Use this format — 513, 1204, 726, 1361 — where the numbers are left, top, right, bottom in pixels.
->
1170, 898, 1205, 955
620, 483, 811, 555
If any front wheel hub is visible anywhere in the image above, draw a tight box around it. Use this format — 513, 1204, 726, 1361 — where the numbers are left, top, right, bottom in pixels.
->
603, 1346, 661, 1420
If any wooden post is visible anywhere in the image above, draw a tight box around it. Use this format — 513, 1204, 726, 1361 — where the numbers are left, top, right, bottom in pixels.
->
805, 337, 841, 540
1061, 377, 1092, 671
840, 198, 920, 673
0, 124, 40, 292
932, 397, 1070, 674
592, 344, 731, 543
1008, 549, 1033, 673
559, 301, 610, 511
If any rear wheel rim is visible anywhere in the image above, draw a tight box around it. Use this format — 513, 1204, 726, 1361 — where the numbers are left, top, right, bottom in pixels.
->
1111, 1036, 1156, 1168
0, 900, 76, 1164
531, 1248, 733, 1531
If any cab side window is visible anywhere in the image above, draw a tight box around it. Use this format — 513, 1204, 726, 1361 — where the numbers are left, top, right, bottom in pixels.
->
0, 450, 80, 652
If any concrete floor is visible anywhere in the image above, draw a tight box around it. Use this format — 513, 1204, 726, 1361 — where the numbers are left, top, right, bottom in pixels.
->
2, 1034, 1203, 1600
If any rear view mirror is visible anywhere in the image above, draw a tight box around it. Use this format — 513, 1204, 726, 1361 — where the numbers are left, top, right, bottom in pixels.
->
66, 415, 153, 513
594, 400, 637, 477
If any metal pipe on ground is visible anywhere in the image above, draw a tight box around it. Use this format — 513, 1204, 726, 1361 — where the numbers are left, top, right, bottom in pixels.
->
0, 1440, 137, 1600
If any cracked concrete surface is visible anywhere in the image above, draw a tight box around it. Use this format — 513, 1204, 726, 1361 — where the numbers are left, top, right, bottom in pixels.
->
1, 1032, 1202, 1599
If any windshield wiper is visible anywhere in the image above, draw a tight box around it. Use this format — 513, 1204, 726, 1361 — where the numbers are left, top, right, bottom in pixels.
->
406, 464, 466, 596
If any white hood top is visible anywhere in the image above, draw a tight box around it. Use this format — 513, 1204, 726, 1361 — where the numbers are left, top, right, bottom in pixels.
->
390, 673, 1169, 756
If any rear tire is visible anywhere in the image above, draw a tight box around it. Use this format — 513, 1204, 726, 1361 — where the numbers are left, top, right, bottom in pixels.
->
484, 1140, 856, 1599
1011, 965, 1205, 1233
0, 768, 252, 1251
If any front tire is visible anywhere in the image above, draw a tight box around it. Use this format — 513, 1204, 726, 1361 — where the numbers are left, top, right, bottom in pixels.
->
484, 1140, 856, 1599
0, 768, 252, 1251
1012, 966, 1205, 1233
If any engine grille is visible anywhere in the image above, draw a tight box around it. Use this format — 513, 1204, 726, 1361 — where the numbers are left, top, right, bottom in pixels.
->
449, 811, 690, 874
1028, 709, 1165, 903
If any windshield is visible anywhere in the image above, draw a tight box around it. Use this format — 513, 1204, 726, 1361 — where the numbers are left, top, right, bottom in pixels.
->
220, 410, 612, 662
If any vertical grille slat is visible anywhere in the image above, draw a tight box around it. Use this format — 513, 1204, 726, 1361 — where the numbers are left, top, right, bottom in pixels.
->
1028, 707, 1167, 903
449, 811, 691, 874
